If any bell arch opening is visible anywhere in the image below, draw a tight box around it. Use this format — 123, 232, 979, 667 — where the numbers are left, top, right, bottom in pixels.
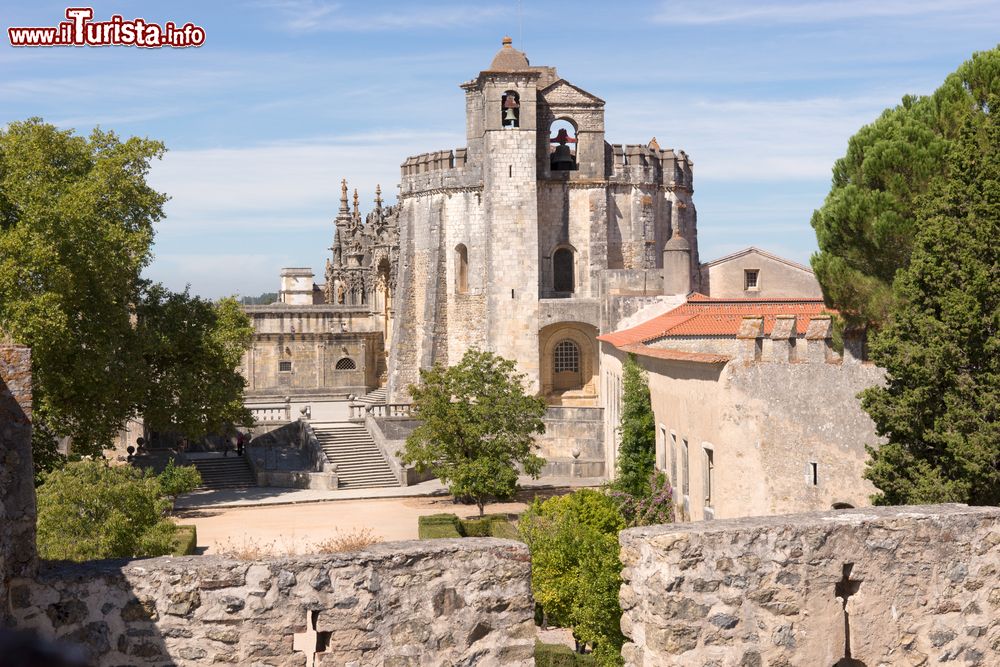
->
502, 90, 520, 128
549, 119, 577, 171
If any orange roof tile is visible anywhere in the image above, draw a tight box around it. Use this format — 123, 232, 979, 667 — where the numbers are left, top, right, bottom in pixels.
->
598, 298, 830, 346
618, 343, 730, 365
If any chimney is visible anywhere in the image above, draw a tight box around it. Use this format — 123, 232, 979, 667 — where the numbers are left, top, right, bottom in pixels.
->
737, 316, 764, 362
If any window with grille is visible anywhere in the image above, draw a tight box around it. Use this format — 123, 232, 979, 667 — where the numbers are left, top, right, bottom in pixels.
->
335, 357, 356, 371
279, 361, 292, 372
553, 340, 580, 373
682, 438, 690, 496
744, 269, 760, 290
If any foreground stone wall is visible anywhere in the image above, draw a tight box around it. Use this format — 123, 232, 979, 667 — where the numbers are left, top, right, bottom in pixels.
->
1, 345, 36, 626
12, 539, 533, 666
620, 504, 1000, 666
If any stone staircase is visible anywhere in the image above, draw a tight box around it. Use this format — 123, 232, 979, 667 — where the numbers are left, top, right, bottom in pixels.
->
359, 387, 387, 405
190, 456, 257, 489
313, 423, 400, 489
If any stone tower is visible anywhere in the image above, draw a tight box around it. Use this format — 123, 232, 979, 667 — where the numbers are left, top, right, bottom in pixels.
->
388, 38, 700, 405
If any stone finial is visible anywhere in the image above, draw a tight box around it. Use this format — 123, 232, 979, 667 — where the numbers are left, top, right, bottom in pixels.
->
374, 184, 383, 211
339, 178, 349, 215
737, 316, 764, 362
771, 315, 797, 362
352, 189, 359, 216
648, 137, 661, 151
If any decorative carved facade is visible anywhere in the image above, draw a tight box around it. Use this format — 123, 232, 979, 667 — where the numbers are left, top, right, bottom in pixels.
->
324, 180, 399, 310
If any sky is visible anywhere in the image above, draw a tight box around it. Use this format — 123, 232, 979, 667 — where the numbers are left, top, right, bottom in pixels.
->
1, 1, 998, 299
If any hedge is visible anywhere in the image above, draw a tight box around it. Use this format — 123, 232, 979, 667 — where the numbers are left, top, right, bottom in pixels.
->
418, 513, 462, 539
171, 525, 198, 556
534, 641, 596, 666
417, 513, 517, 539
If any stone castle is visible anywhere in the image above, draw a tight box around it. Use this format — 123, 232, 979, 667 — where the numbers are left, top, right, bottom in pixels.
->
240, 37, 882, 514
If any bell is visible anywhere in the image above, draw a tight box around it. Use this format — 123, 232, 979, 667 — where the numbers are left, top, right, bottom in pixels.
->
551, 144, 575, 171
503, 95, 519, 109
504, 108, 518, 123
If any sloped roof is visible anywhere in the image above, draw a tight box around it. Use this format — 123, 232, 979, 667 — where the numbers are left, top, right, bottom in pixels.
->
618, 343, 730, 365
538, 79, 606, 105
598, 297, 830, 347
700, 246, 814, 273
489, 36, 530, 71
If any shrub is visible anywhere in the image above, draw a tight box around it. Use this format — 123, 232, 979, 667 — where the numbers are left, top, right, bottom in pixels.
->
158, 460, 202, 511
313, 527, 383, 553
171, 525, 198, 556
609, 471, 674, 528
36, 459, 176, 561
418, 513, 463, 539
535, 641, 597, 666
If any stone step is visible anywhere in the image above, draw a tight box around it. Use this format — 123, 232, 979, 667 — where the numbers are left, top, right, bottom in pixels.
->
313, 424, 400, 490
190, 457, 256, 490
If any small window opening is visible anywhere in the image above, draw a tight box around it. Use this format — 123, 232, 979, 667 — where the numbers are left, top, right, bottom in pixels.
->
670, 432, 678, 487
550, 120, 577, 171
502, 90, 520, 128
744, 269, 760, 290
335, 357, 356, 371
553, 247, 574, 293
682, 439, 690, 497
810, 461, 819, 486
279, 361, 292, 373
455, 244, 469, 294
704, 447, 714, 507
553, 340, 580, 374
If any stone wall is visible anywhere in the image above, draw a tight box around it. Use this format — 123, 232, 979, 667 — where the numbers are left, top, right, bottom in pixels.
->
620, 504, 1000, 666
1, 345, 36, 626
12, 538, 534, 666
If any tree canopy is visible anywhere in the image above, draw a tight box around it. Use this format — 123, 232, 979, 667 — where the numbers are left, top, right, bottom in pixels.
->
810, 46, 1000, 328
399, 348, 546, 516
0, 119, 252, 463
861, 93, 1000, 506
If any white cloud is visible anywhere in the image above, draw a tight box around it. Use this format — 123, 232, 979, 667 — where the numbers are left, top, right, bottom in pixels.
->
254, 1, 504, 33
654, 0, 996, 25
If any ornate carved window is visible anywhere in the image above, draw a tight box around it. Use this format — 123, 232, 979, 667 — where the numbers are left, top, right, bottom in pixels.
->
553, 248, 574, 293
553, 340, 580, 374
455, 244, 469, 294
335, 357, 356, 371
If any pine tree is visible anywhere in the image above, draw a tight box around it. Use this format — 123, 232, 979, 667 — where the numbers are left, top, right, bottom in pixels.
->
861, 94, 1000, 505
613, 354, 656, 496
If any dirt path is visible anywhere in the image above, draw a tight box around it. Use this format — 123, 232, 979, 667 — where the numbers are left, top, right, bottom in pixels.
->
175, 493, 558, 555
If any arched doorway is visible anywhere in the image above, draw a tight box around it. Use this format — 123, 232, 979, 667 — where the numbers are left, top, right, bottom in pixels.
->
539, 322, 599, 406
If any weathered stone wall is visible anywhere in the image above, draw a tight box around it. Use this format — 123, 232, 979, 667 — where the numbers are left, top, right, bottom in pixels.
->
1, 345, 36, 626
12, 538, 534, 666
620, 504, 1000, 667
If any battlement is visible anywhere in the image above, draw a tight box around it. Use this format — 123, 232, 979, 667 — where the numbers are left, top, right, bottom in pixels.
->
736, 314, 864, 365
400, 147, 469, 177
399, 147, 482, 196
610, 143, 693, 189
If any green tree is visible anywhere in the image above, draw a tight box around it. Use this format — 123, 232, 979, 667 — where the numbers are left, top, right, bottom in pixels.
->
400, 348, 546, 516
0, 119, 165, 455
861, 95, 1000, 506
136, 285, 253, 438
810, 46, 1000, 328
519, 489, 626, 666
157, 459, 203, 511
0, 119, 253, 464
613, 355, 655, 496
36, 459, 177, 561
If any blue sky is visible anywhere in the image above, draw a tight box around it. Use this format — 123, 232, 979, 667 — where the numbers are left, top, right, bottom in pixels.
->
1, 1, 998, 298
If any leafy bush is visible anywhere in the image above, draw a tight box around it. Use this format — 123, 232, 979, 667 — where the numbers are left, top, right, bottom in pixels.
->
158, 460, 202, 510
36, 459, 177, 561
609, 471, 674, 528
519, 490, 626, 666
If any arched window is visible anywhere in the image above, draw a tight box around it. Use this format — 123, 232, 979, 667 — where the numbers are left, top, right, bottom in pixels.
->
553, 248, 574, 293
553, 340, 580, 374
501, 90, 519, 128
335, 357, 356, 371
455, 244, 469, 294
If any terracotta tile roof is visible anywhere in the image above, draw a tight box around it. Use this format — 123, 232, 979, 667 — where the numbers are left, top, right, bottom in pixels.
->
618, 343, 730, 365
598, 297, 830, 347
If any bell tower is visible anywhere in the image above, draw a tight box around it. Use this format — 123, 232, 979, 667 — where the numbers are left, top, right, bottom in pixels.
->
460, 36, 544, 387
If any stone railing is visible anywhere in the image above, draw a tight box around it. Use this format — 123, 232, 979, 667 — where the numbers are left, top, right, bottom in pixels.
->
248, 401, 291, 423
12, 539, 534, 666
619, 504, 1000, 666
348, 402, 415, 421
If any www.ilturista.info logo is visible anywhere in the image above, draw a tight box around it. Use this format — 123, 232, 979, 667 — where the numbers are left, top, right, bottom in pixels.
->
8, 8, 205, 48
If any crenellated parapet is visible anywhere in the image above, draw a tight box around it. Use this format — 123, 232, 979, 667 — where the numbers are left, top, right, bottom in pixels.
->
737, 314, 855, 365
609, 143, 694, 190
399, 148, 482, 196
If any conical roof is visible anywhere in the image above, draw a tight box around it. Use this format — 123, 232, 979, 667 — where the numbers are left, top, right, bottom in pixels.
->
489, 36, 530, 71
